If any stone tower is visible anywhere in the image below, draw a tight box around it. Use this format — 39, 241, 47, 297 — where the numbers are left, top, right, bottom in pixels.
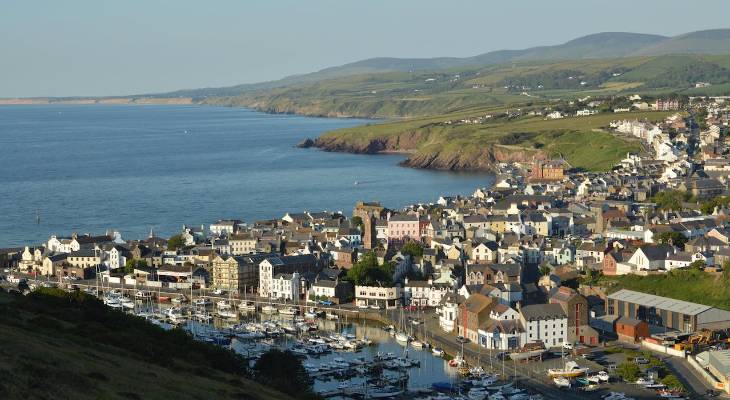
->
363, 213, 377, 250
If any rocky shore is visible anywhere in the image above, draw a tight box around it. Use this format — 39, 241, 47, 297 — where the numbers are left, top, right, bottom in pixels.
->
310, 133, 541, 172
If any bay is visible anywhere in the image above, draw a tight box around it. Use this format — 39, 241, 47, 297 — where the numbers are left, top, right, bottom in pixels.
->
0, 104, 493, 247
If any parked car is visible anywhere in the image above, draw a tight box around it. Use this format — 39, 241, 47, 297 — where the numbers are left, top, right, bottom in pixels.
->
634, 357, 649, 365
319, 300, 334, 306
563, 342, 574, 350
403, 305, 418, 311
212, 289, 225, 295
456, 336, 469, 344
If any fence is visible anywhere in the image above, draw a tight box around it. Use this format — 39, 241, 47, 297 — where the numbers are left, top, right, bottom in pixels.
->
640, 339, 686, 358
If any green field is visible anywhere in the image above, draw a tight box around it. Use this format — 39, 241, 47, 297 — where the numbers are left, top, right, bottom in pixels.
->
599, 269, 730, 311
200, 54, 730, 120
320, 108, 671, 171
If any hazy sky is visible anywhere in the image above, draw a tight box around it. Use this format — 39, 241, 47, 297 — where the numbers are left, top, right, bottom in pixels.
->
2, 0, 729, 97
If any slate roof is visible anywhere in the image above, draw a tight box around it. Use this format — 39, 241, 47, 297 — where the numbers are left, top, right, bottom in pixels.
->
520, 303, 567, 321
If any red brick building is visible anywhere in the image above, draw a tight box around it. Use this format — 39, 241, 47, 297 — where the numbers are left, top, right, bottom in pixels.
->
615, 317, 650, 343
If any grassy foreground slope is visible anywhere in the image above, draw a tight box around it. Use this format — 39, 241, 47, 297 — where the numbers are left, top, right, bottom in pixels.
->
316, 109, 671, 171
0, 289, 289, 400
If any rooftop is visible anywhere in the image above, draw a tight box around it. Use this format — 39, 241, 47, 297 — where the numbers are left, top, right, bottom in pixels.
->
608, 289, 713, 316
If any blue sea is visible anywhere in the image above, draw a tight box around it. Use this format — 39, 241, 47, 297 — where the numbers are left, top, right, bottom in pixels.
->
0, 105, 493, 247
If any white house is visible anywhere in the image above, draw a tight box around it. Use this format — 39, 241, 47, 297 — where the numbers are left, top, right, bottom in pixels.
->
519, 304, 568, 348
438, 292, 462, 332
355, 285, 402, 309
270, 272, 301, 301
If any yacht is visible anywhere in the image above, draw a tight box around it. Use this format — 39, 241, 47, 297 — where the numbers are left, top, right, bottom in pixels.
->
279, 306, 299, 316
431, 347, 444, 357
192, 298, 212, 307
547, 360, 588, 378
216, 300, 232, 310
261, 305, 278, 314
395, 332, 410, 344
217, 309, 238, 319
239, 300, 257, 311
164, 307, 187, 324
508, 341, 546, 361
120, 297, 135, 310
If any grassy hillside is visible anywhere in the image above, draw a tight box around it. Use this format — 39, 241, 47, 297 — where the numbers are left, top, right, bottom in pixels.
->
0, 289, 290, 400
200, 54, 730, 120
599, 269, 730, 311
315, 108, 671, 171
152, 29, 730, 100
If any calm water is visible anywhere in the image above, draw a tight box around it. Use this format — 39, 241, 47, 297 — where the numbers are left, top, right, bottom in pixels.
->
0, 105, 493, 247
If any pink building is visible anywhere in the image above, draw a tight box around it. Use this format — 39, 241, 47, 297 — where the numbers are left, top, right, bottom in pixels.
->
388, 214, 420, 241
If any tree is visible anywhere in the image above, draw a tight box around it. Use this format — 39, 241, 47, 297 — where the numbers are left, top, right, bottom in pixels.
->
655, 232, 687, 249
652, 190, 689, 211
539, 264, 552, 277
253, 349, 316, 399
689, 260, 706, 270
400, 241, 424, 258
661, 374, 685, 392
616, 362, 641, 382
351, 216, 364, 231
124, 259, 147, 274
345, 252, 393, 286
700, 195, 730, 215
167, 234, 185, 251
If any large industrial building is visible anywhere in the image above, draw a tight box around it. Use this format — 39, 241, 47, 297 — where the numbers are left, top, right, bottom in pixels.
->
605, 289, 730, 333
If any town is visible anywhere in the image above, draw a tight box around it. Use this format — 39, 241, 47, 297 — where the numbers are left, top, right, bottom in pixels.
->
5, 94, 730, 400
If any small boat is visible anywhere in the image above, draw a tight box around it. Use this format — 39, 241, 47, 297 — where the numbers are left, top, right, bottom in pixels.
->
576, 377, 590, 385
547, 360, 588, 378
468, 388, 488, 400
508, 341, 546, 361
192, 298, 212, 307
635, 377, 653, 386
158, 296, 171, 303
587, 374, 601, 384
367, 386, 404, 398
279, 306, 299, 316
582, 384, 599, 392
120, 298, 135, 309
239, 300, 257, 311
217, 309, 238, 319
469, 365, 485, 376
261, 305, 278, 314
658, 390, 684, 398
216, 300, 232, 310
410, 339, 424, 349
395, 332, 410, 344
325, 312, 339, 320
432, 347, 444, 357
431, 382, 457, 392
135, 290, 152, 299
553, 376, 571, 388
448, 354, 465, 367
597, 370, 610, 382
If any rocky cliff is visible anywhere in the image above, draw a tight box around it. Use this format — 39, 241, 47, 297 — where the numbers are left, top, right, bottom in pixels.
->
313, 131, 541, 171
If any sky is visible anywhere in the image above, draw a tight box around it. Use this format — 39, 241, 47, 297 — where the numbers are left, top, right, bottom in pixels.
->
2, 0, 729, 98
